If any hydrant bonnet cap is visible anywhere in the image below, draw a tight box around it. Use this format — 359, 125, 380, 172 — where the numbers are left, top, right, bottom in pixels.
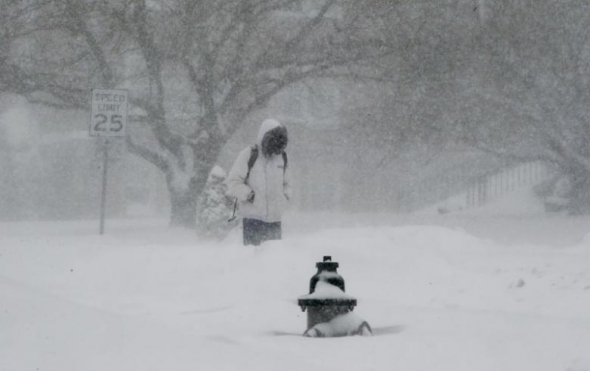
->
316, 255, 339, 269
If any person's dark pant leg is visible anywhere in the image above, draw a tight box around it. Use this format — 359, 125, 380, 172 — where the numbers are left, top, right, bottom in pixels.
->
243, 218, 264, 246
265, 221, 282, 241
243, 218, 282, 246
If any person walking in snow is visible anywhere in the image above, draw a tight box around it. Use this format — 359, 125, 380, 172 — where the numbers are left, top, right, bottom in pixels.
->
227, 119, 292, 246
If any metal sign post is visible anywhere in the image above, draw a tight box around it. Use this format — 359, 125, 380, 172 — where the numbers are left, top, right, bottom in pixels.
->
90, 88, 128, 235
99, 138, 109, 235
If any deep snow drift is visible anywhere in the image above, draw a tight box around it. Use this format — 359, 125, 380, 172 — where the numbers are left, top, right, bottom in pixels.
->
1, 213, 589, 371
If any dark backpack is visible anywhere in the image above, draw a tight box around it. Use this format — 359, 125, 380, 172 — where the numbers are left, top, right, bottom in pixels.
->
228, 145, 287, 222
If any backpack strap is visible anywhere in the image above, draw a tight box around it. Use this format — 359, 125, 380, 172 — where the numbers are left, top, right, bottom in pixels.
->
282, 151, 287, 173
246, 145, 259, 181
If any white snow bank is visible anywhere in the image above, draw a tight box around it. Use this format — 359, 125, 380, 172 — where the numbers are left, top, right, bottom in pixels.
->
0, 216, 589, 371
304, 312, 371, 338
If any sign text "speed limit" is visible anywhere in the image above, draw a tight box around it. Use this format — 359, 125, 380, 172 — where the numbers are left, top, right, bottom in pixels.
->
90, 89, 128, 137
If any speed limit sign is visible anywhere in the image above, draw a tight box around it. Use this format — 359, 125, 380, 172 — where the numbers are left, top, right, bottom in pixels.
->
90, 89, 128, 137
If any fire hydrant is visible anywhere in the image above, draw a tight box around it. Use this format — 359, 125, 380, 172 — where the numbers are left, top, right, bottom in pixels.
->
298, 256, 372, 337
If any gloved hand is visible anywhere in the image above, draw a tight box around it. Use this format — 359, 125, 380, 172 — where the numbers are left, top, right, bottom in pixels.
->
247, 191, 255, 203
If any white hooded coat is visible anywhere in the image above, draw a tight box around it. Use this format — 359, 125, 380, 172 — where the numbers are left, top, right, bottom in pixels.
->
227, 119, 292, 223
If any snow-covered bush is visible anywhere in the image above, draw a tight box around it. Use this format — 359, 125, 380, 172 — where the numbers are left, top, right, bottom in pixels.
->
196, 166, 238, 239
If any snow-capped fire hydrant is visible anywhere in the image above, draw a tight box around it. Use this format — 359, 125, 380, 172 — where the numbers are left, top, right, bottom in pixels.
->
298, 256, 372, 337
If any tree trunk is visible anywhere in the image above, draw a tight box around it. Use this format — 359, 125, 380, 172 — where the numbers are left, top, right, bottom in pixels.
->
169, 182, 197, 228
567, 167, 590, 215
167, 161, 216, 228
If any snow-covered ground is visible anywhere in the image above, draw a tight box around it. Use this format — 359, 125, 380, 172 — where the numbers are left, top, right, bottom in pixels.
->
1, 212, 589, 371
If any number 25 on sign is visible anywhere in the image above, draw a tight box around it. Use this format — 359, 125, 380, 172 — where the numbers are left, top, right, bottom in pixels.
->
90, 89, 128, 137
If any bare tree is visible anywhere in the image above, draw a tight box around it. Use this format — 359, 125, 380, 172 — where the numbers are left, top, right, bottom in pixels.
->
0, 0, 388, 226
340, 0, 590, 214
450, 0, 590, 213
